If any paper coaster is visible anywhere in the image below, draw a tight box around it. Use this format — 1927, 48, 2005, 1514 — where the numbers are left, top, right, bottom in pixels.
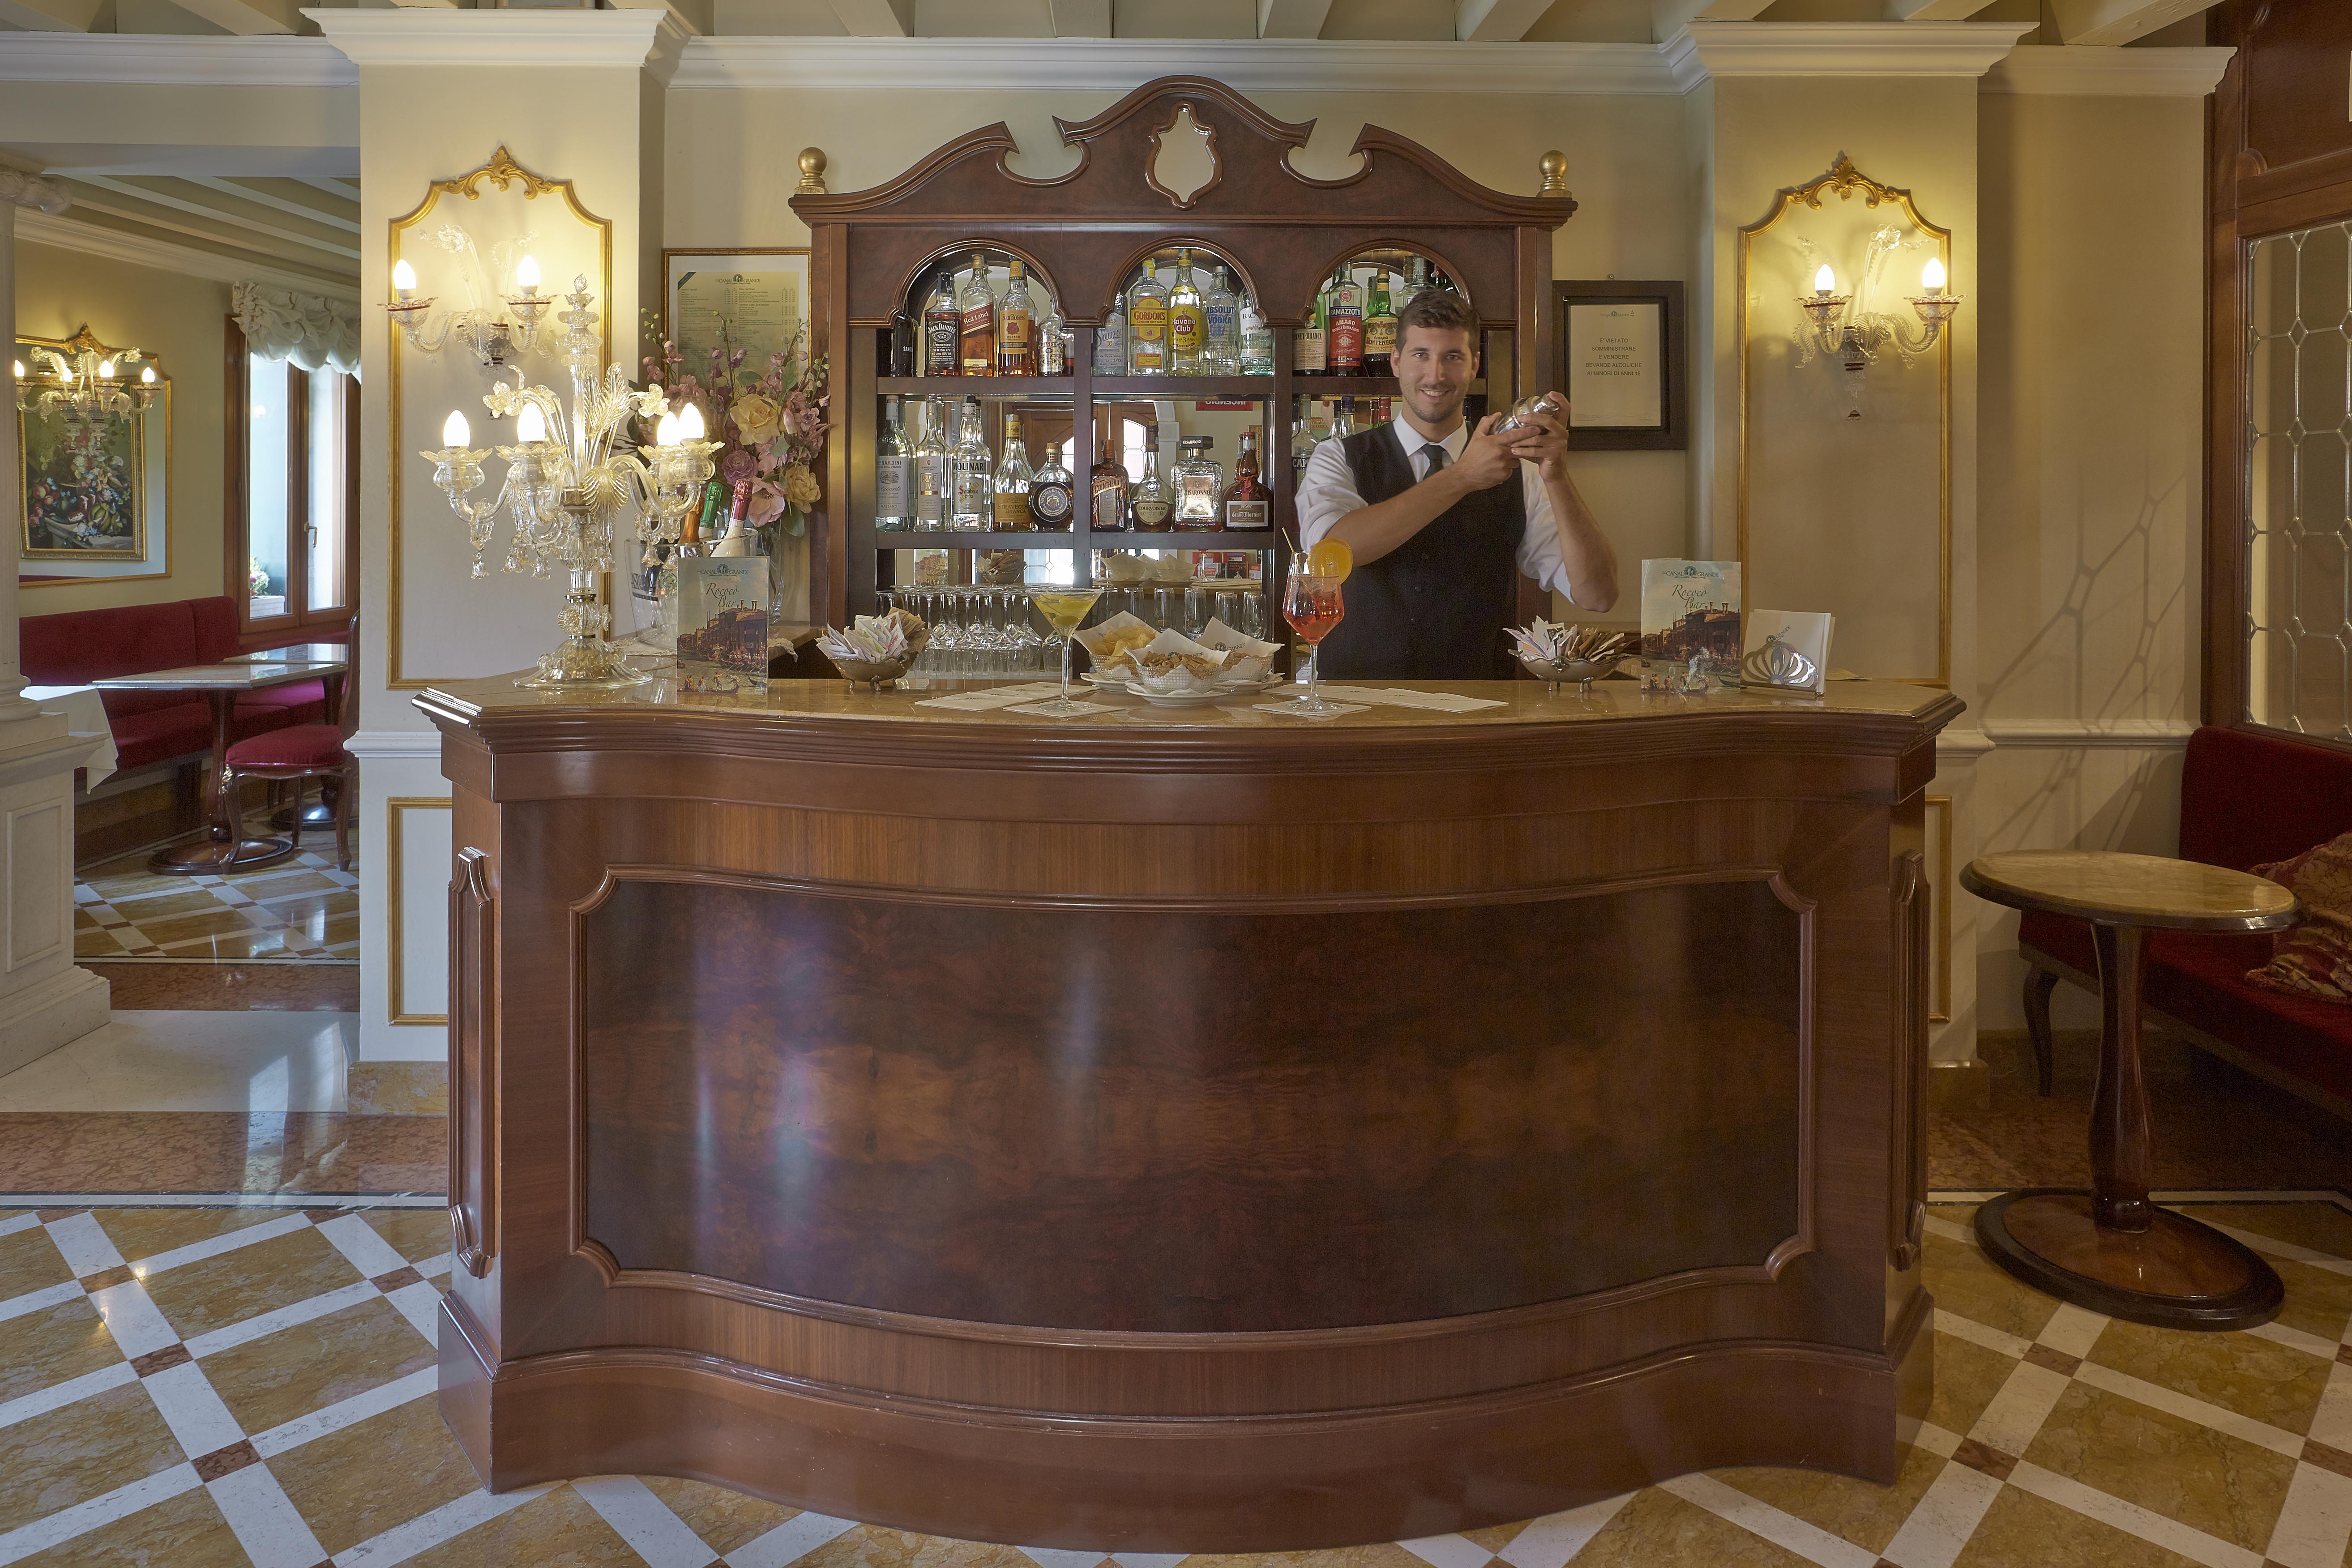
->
1253, 701, 1370, 720
914, 682, 1068, 712
1005, 699, 1120, 718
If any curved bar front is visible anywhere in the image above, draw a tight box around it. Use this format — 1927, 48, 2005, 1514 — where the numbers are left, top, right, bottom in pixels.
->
417, 675, 1963, 1550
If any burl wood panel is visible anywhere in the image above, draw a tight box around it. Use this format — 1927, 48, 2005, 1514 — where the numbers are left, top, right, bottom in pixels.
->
580, 876, 1802, 1333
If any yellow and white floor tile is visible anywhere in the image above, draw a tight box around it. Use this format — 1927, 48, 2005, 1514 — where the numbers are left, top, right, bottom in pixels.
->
1, 1194, 2349, 1567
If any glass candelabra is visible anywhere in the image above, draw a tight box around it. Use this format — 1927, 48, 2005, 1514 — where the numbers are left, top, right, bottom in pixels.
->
1796, 243, 1963, 370
13, 342, 158, 459
416, 274, 720, 690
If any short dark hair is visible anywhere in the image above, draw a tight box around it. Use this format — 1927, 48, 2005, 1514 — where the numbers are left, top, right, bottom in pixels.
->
1396, 288, 1479, 342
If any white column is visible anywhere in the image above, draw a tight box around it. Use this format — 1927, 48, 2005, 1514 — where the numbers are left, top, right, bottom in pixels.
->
0, 163, 111, 1077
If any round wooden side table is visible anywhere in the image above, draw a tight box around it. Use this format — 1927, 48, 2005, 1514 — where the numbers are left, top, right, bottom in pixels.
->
1959, 850, 2300, 1331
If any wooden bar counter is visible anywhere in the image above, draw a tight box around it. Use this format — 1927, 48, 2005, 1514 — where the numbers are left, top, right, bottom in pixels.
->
416, 672, 1963, 1550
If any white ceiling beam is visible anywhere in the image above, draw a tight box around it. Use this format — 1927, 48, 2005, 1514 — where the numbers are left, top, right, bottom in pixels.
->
1455, 0, 1550, 39
2050, 0, 2220, 45
163, 0, 305, 34
67, 174, 361, 259
1886, 0, 1998, 16
607, 0, 711, 38
0, 0, 108, 31
827, 0, 914, 34
1256, 0, 1330, 38
184, 175, 360, 231
1049, 0, 1110, 33
385, 0, 465, 8
1650, 0, 1769, 40
296, 176, 364, 202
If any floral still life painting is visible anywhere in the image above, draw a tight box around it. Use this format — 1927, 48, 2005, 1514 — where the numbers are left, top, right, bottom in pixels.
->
18, 392, 146, 561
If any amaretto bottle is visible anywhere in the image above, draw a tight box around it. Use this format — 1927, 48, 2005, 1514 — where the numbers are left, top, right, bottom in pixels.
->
875, 394, 913, 530
1222, 428, 1270, 532
956, 253, 997, 376
1095, 291, 1129, 376
992, 411, 1035, 529
1167, 249, 1205, 374
1202, 267, 1240, 376
1127, 258, 1169, 375
950, 396, 991, 530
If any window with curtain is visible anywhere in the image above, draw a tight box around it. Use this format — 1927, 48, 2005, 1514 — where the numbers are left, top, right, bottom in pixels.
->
227, 305, 357, 637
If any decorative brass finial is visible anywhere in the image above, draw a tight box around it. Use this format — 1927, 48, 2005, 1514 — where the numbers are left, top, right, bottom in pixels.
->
796, 148, 828, 197
1538, 150, 1570, 199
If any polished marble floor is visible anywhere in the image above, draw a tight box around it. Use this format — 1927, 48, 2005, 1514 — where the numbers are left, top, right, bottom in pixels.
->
74, 814, 359, 965
0, 1012, 355, 1114
0, 1194, 2348, 1568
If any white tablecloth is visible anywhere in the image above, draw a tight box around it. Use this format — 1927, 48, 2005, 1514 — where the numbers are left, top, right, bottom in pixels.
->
22, 685, 117, 786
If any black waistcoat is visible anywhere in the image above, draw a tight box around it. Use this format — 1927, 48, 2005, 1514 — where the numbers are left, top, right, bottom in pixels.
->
1313, 424, 1526, 681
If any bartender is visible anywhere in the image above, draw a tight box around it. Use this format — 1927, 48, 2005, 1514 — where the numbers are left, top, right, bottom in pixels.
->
1296, 290, 1619, 679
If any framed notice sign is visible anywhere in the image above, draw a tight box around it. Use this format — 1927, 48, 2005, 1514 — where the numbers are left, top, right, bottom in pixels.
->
662, 249, 811, 388
1553, 280, 1685, 451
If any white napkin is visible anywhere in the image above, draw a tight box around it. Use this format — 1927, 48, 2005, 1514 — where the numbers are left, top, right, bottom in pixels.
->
914, 682, 1067, 712
1196, 619, 1283, 660
1073, 611, 1154, 658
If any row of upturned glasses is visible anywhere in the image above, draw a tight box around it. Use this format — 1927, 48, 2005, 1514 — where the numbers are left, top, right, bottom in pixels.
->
879, 584, 1268, 680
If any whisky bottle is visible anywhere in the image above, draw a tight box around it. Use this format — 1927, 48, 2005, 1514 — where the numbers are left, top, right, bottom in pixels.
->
914, 397, 950, 530
1167, 248, 1205, 374
876, 394, 913, 530
997, 258, 1035, 377
1296, 280, 1328, 376
889, 303, 916, 376
1363, 269, 1397, 377
1202, 266, 1240, 376
1328, 265, 1364, 376
1095, 291, 1128, 375
1129, 453, 1176, 534
922, 272, 959, 377
950, 396, 991, 530
1028, 428, 1074, 529
1223, 427, 1270, 532
1172, 437, 1223, 531
1127, 258, 1169, 375
1090, 426, 1129, 530
957, 252, 997, 376
992, 411, 1035, 530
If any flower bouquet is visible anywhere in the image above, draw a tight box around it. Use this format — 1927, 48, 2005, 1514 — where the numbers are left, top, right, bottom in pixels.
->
639, 309, 830, 564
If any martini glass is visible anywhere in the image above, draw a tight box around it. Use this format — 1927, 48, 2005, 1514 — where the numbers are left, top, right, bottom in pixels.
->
1282, 560, 1346, 715
1027, 585, 1104, 717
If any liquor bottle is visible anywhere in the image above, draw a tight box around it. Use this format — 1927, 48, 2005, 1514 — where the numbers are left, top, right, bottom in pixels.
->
876, 394, 913, 530
1127, 258, 1169, 375
922, 272, 959, 377
1090, 427, 1128, 531
1403, 257, 1433, 312
1167, 248, 1205, 374
1296, 279, 1328, 376
1222, 427, 1270, 532
1334, 395, 1360, 439
914, 397, 950, 530
1290, 414, 1317, 496
997, 258, 1035, 376
1328, 266, 1364, 376
1039, 297, 1069, 376
1172, 437, 1223, 531
1238, 285, 1273, 376
889, 303, 916, 376
1202, 266, 1240, 376
1363, 269, 1397, 378
1027, 428, 1074, 530
1095, 291, 1129, 376
950, 396, 990, 530
956, 252, 996, 377
1129, 453, 1176, 534
992, 411, 1035, 530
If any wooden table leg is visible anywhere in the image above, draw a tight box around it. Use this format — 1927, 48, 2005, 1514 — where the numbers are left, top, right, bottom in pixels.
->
149, 692, 296, 875
1974, 919, 2284, 1331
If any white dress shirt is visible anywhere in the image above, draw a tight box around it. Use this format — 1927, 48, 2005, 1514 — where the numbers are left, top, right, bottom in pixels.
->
1295, 415, 1575, 601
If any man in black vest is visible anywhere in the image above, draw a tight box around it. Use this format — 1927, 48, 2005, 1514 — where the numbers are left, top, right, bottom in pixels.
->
1296, 291, 1618, 679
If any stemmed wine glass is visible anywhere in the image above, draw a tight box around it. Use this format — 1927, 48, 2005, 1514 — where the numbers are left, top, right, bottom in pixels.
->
1282, 558, 1345, 716
1026, 585, 1103, 717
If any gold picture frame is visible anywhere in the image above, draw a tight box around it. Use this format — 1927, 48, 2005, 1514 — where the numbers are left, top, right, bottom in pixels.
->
17, 324, 171, 582
387, 145, 611, 691
1736, 155, 1952, 689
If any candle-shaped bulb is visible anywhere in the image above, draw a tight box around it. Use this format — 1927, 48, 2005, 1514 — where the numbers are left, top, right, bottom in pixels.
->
516, 254, 539, 292
677, 402, 705, 441
98, 360, 114, 378
10, 360, 21, 380
141, 366, 156, 385
393, 259, 418, 297
441, 410, 470, 448
1813, 264, 1836, 296
1920, 256, 1946, 295
515, 403, 547, 444
654, 410, 680, 447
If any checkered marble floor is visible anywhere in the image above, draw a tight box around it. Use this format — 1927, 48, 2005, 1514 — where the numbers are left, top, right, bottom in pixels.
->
3, 1194, 2350, 1568
74, 812, 359, 964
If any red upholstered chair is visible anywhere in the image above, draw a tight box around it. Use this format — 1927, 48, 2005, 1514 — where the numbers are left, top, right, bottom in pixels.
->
220, 626, 358, 871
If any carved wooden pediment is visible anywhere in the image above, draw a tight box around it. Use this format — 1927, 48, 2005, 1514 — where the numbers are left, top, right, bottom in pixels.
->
790, 76, 1574, 229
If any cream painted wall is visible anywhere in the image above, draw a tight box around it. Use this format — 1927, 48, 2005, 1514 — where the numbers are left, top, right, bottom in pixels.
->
664, 86, 1697, 613
14, 241, 228, 615
1972, 91, 2205, 1032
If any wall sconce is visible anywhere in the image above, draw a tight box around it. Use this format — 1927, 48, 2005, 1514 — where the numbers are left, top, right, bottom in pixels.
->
1791, 226, 1960, 419
387, 248, 553, 370
14, 329, 159, 454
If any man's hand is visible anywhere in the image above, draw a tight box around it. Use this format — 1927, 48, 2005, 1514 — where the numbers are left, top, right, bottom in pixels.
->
1450, 414, 1523, 491
1502, 401, 1570, 482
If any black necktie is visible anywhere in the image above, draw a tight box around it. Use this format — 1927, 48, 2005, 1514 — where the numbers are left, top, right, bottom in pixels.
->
1422, 444, 1449, 475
